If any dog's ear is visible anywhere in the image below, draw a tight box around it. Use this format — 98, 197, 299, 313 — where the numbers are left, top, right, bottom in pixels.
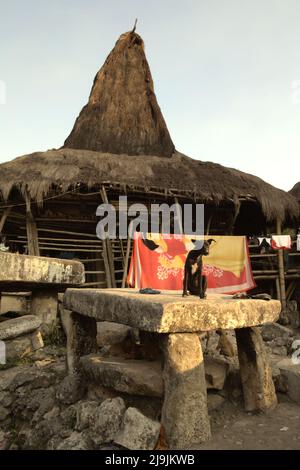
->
141, 238, 160, 251
207, 239, 216, 245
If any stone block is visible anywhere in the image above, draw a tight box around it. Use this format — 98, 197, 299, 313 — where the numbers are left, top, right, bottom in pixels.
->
115, 407, 160, 450
0, 315, 41, 340
277, 358, 300, 404
80, 355, 163, 397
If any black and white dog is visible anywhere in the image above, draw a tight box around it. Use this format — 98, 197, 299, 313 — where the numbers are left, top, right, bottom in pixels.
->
182, 239, 216, 299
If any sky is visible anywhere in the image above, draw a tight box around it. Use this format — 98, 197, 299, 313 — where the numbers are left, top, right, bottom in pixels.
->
0, 0, 300, 191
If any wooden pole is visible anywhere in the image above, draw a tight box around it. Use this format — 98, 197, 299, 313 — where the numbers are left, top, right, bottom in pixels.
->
122, 237, 132, 288
229, 201, 241, 235
174, 197, 183, 235
206, 215, 213, 235
276, 219, 287, 310
25, 191, 40, 256
100, 186, 116, 288
275, 277, 281, 301
286, 280, 297, 301
102, 240, 112, 288
0, 207, 12, 233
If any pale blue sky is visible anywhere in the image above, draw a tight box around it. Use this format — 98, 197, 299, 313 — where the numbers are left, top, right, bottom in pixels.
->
1, 0, 300, 191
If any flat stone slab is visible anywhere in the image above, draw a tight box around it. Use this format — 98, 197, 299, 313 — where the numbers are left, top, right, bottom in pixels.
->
80, 354, 163, 397
64, 288, 281, 333
0, 252, 85, 290
0, 315, 41, 340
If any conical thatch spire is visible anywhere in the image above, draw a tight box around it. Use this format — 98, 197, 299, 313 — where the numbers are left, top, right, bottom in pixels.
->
63, 30, 175, 157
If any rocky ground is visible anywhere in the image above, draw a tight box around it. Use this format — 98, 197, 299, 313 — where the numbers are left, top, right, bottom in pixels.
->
0, 319, 300, 451
0, 345, 161, 450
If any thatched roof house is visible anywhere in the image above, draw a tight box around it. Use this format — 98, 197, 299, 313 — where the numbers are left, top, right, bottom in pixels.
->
0, 29, 298, 287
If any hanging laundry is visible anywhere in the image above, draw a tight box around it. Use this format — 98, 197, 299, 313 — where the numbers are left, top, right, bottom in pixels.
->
128, 233, 256, 294
271, 235, 292, 250
297, 234, 300, 252
257, 237, 271, 246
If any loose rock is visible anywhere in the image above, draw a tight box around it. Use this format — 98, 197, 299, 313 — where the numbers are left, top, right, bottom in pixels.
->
56, 374, 86, 405
56, 431, 92, 450
91, 397, 126, 445
277, 358, 300, 404
75, 400, 99, 431
115, 407, 160, 450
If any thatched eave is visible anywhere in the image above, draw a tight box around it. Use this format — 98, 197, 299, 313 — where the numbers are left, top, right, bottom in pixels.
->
0, 149, 298, 223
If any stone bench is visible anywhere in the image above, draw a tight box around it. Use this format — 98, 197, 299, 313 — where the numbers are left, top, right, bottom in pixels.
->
0, 315, 43, 362
63, 288, 281, 449
80, 353, 229, 397
80, 355, 163, 397
0, 315, 41, 340
0, 252, 85, 327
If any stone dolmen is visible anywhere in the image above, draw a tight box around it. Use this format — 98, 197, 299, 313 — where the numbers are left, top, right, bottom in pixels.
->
63, 288, 281, 449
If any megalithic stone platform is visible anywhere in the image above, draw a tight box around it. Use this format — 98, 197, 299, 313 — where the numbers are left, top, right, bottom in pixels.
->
0, 252, 85, 291
64, 288, 281, 448
63, 288, 280, 332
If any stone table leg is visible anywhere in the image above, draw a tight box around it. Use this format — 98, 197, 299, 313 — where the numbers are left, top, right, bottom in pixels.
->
160, 333, 211, 449
66, 311, 97, 374
31, 288, 58, 332
235, 326, 277, 412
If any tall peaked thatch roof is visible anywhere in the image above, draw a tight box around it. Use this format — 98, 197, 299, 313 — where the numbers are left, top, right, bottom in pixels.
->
63, 30, 175, 157
290, 182, 300, 201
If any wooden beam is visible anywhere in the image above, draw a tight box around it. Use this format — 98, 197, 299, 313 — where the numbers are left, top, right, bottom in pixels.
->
100, 186, 117, 288
276, 277, 281, 301
22, 227, 98, 238
122, 237, 132, 288
101, 241, 112, 288
286, 280, 297, 301
0, 207, 12, 233
25, 192, 40, 256
16, 235, 102, 244
229, 201, 241, 235
276, 219, 287, 311
174, 197, 183, 234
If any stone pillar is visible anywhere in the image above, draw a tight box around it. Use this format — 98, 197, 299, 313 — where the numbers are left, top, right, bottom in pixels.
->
31, 289, 58, 332
161, 333, 211, 449
66, 311, 97, 374
235, 326, 277, 412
